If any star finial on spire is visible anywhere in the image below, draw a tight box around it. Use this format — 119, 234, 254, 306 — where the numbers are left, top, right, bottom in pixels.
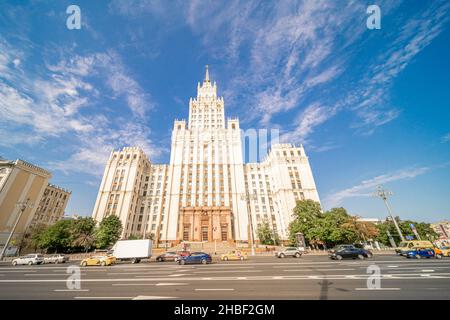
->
205, 65, 210, 82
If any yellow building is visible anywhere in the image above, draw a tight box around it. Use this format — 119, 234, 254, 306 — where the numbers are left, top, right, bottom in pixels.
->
30, 184, 71, 227
0, 159, 71, 251
0, 159, 51, 247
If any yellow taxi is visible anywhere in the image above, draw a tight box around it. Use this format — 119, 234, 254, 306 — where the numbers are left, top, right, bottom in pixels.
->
80, 255, 115, 267
440, 246, 450, 257
221, 250, 248, 261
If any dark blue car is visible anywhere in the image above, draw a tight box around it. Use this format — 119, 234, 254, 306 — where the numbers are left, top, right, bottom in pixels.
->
178, 252, 212, 265
405, 248, 436, 259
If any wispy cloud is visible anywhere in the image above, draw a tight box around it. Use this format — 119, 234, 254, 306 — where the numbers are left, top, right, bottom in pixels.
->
347, 1, 450, 134
0, 36, 159, 176
442, 133, 450, 143
280, 102, 338, 144
323, 165, 435, 208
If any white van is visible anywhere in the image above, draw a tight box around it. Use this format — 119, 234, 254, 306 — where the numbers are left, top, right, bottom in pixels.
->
111, 239, 152, 263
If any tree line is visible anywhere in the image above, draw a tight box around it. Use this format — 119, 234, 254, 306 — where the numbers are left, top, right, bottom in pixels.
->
256, 199, 438, 248
287, 200, 438, 248
19, 215, 123, 254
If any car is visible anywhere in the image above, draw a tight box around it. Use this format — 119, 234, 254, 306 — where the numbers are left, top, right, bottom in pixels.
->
80, 255, 115, 267
329, 247, 373, 260
440, 246, 450, 257
221, 250, 248, 261
433, 248, 444, 259
175, 251, 190, 262
405, 248, 439, 259
328, 244, 356, 254
177, 252, 212, 265
275, 247, 302, 258
395, 240, 434, 255
156, 251, 180, 262
12, 254, 45, 266
44, 254, 69, 264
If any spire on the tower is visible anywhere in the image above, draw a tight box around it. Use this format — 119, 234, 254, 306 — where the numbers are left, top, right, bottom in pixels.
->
204, 65, 210, 82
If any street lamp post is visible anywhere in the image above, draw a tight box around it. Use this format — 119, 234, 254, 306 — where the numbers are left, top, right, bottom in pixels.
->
240, 192, 256, 256
0, 198, 34, 261
373, 185, 405, 242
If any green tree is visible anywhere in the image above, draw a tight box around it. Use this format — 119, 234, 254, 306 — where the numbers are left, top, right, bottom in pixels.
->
95, 215, 123, 249
289, 202, 379, 248
322, 207, 357, 244
126, 234, 141, 240
375, 218, 439, 246
19, 223, 47, 254
70, 217, 96, 252
289, 200, 323, 245
398, 220, 439, 241
342, 215, 379, 243
257, 221, 279, 245
38, 220, 72, 253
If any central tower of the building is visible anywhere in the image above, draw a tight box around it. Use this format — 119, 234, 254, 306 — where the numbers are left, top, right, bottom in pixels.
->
165, 66, 249, 244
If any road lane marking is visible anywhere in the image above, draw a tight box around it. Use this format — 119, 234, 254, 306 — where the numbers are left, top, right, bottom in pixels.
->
54, 289, 89, 292
133, 296, 178, 300
25, 273, 86, 276
107, 272, 174, 275
112, 283, 156, 286
193, 270, 262, 274
355, 288, 400, 291
283, 268, 355, 272
111, 283, 187, 286
195, 288, 234, 291
421, 270, 435, 272
2, 272, 450, 283
75, 296, 134, 299
237, 277, 247, 280
387, 266, 398, 268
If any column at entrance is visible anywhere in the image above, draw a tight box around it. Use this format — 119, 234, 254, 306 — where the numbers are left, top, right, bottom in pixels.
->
178, 206, 233, 243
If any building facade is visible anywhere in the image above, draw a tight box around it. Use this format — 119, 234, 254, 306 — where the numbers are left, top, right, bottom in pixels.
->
92, 67, 320, 246
30, 184, 71, 227
0, 159, 71, 248
431, 220, 450, 239
0, 159, 51, 246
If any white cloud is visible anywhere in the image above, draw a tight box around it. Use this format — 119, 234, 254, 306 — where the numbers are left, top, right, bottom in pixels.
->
180, 1, 448, 143
49, 122, 166, 176
348, 2, 450, 132
280, 102, 337, 144
0, 37, 159, 177
442, 133, 450, 143
323, 166, 432, 208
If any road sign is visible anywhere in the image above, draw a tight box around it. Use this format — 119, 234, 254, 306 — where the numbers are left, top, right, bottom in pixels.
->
410, 224, 421, 240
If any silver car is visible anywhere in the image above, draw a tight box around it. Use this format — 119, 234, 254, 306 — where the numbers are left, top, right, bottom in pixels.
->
44, 254, 69, 264
275, 247, 302, 258
12, 254, 45, 266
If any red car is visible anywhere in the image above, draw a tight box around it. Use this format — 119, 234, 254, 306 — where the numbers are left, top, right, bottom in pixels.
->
155, 250, 190, 262
176, 251, 190, 261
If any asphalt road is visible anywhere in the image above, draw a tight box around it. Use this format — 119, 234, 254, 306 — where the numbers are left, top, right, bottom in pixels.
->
1, 254, 450, 300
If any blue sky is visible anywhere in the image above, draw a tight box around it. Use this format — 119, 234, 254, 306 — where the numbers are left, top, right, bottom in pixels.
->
0, 1, 449, 222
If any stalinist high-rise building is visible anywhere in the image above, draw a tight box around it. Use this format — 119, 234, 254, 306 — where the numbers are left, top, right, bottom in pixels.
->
92, 67, 320, 247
